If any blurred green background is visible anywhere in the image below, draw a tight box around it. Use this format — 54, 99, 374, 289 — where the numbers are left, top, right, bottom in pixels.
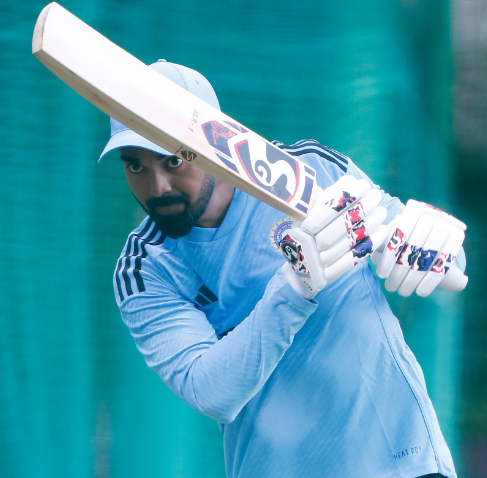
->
1, 0, 486, 477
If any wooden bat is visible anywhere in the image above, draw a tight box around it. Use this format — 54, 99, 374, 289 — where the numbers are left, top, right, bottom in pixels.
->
32, 2, 317, 221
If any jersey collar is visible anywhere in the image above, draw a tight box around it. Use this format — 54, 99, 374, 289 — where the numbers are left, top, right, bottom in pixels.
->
184, 188, 247, 243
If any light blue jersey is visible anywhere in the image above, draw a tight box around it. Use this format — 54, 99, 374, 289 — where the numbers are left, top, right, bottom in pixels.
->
115, 140, 459, 478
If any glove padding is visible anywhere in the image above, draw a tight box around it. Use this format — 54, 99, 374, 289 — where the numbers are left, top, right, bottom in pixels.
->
280, 175, 388, 297
280, 227, 325, 299
371, 200, 468, 297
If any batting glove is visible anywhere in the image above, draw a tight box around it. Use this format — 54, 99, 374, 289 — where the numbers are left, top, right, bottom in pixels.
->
371, 200, 468, 297
280, 175, 388, 298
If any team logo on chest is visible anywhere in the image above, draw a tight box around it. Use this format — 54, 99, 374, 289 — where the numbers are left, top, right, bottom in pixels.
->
269, 217, 294, 254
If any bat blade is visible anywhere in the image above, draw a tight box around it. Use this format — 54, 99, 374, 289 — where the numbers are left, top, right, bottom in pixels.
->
33, 3, 317, 220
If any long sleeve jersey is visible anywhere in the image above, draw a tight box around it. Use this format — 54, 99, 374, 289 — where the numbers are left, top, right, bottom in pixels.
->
114, 140, 462, 478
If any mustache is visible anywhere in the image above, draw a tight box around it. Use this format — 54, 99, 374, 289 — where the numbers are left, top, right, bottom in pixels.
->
146, 193, 189, 211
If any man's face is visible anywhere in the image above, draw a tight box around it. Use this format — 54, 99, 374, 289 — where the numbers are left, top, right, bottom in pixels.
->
119, 147, 215, 238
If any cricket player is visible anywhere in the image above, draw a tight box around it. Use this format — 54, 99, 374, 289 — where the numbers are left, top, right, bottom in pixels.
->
99, 60, 466, 478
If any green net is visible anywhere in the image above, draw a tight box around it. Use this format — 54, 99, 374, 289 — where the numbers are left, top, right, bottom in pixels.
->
1, 1, 483, 476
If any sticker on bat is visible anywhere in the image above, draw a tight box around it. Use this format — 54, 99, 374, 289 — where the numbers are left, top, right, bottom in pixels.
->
181, 150, 197, 161
201, 120, 302, 204
202, 121, 236, 158
224, 121, 248, 133
233, 139, 299, 203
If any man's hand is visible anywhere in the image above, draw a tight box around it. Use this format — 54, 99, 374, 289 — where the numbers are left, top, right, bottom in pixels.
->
371, 200, 468, 297
280, 227, 326, 299
280, 175, 388, 297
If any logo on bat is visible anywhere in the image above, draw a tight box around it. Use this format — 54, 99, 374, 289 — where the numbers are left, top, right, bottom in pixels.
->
202, 121, 299, 203
181, 150, 197, 161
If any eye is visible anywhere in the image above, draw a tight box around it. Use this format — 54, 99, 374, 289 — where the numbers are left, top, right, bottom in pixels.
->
127, 162, 143, 174
167, 156, 183, 169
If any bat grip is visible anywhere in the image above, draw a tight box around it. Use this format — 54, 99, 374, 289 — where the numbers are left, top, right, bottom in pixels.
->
439, 266, 468, 292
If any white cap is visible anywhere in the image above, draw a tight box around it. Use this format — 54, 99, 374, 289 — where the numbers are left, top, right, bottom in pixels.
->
98, 60, 220, 161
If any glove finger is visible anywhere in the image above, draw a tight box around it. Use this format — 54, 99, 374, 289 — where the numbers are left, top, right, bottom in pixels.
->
313, 189, 382, 249
376, 207, 421, 279
408, 200, 467, 232
416, 227, 466, 297
310, 176, 357, 222
370, 249, 383, 267
324, 225, 388, 283
397, 220, 451, 297
319, 174, 357, 198
302, 175, 358, 235
302, 177, 370, 234
316, 205, 387, 251
319, 209, 386, 266
320, 236, 350, 266
384, 215, 434, 292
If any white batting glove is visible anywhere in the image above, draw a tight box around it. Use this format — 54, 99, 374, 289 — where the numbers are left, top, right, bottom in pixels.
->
280, 226, 325, 299
303, 175, 388, 282
280, 175, 388, 297
371, 200, 468, 297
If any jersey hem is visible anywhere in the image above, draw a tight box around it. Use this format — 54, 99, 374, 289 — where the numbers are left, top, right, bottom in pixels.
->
383, 462, 455, 478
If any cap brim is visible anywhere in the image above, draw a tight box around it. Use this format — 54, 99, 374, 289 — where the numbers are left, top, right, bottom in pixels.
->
98, 129, 173, 162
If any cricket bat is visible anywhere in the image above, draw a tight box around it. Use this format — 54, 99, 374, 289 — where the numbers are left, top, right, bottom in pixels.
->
32, 2, 317, 221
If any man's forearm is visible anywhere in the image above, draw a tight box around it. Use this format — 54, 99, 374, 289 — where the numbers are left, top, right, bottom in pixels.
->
122, 268, 317, 424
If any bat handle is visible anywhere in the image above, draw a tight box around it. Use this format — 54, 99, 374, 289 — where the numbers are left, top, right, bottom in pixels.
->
439, 266, 468, 292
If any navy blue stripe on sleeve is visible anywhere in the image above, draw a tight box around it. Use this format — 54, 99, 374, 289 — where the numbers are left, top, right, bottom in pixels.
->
272, 140, 349, 172
115, 256, 126, 303
120, 220, 154, 299
116, 219, 166, 302
121, 236, 135, 297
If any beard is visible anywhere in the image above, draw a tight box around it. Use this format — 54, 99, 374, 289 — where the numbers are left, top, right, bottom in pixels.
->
143, 174, 216, 239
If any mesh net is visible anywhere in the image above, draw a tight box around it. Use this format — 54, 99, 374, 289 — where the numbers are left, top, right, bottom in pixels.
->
1, 1, 484, 476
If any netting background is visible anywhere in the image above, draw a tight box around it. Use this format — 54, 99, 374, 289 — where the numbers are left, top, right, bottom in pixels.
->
1, 0, 486, 477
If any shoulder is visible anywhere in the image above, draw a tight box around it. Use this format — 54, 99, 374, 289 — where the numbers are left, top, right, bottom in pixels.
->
114, 216, 169, 305
272, 139, 350, 174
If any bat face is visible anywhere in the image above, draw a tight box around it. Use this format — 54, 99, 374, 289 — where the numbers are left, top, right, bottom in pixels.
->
197, 120, 316, 215
32, 2, 317, 220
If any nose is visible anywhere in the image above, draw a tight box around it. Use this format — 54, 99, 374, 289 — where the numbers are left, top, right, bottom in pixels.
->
149, 167, 172, 197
